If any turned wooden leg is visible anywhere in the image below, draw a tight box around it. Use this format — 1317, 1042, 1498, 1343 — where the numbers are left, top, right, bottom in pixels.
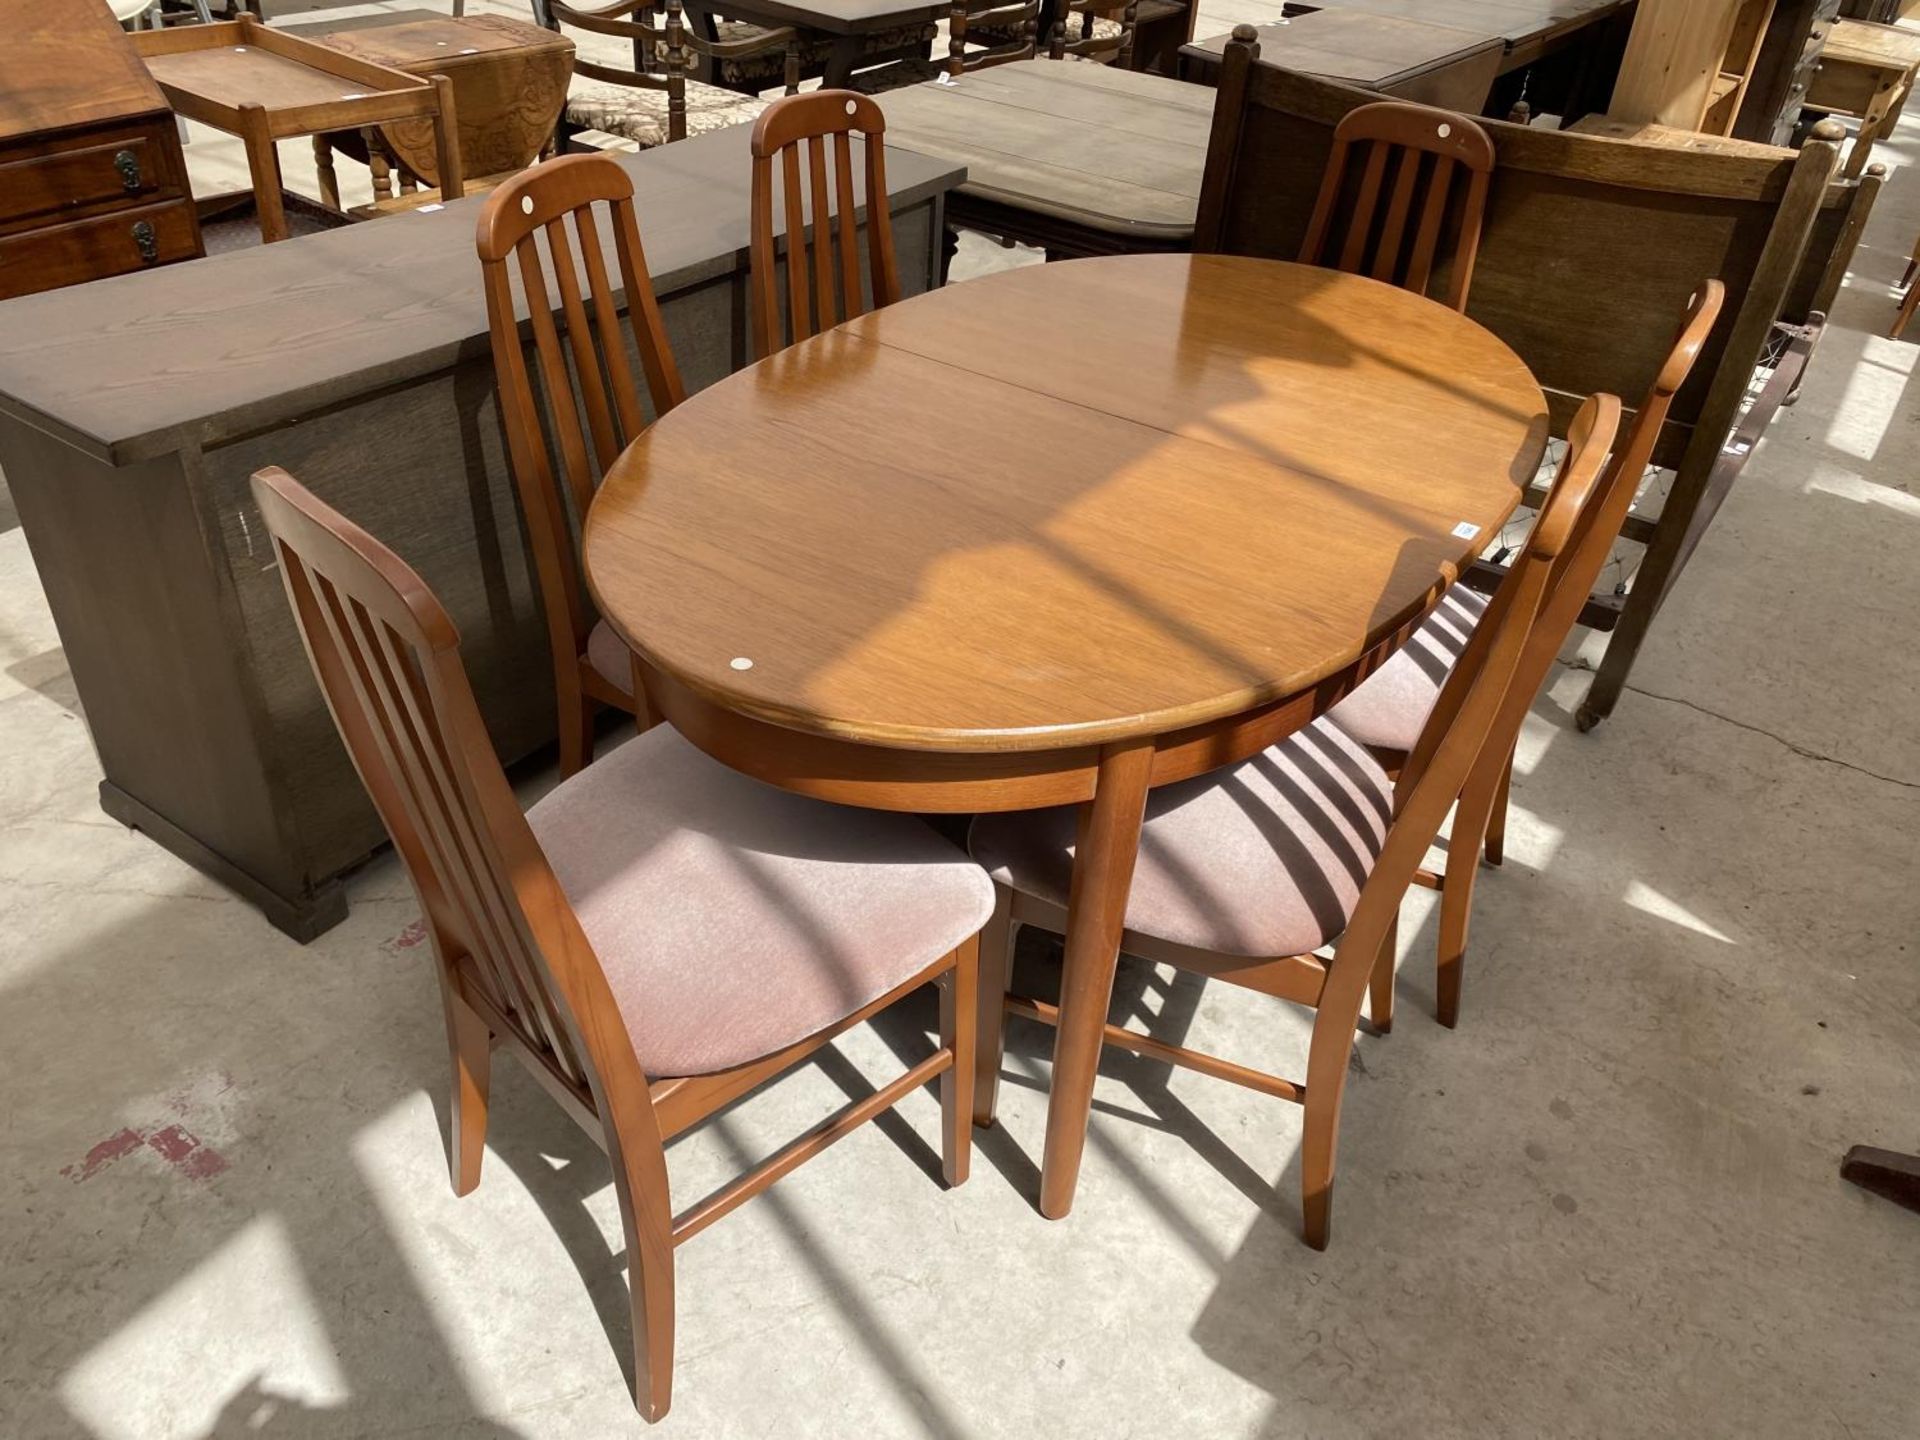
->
939, 936, 978, 1187
973, 884, 1015, 1127
1039, 739, 1152, 1220
312, 134, 341, 212
367, 135, 394, 201
443, 987, 491, 1196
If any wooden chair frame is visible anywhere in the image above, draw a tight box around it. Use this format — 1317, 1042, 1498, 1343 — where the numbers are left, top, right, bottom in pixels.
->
477, 154, 686, 775
544, 0, 802, 147
947, 0, 1044, 75
1299, 100, 1495, 312
1194, 33, 1848, 731
251, 465, 978, 1422
748, 90, 901, 357
976, 397, 1623, 1249
1417, 283, 1724, 1027
1051, 0, 1141, 66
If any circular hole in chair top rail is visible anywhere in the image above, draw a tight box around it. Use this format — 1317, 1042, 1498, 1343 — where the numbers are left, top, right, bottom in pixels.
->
521, 195, 535, 215
1438, 123, 1452, 138
846, 99, 857, 115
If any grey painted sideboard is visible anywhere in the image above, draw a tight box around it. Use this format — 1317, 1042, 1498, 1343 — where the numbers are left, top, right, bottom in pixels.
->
0, 126, 962, 939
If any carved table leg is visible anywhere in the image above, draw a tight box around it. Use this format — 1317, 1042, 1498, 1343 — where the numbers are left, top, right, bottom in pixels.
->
312, 134, 341, 212
1039, 738, 1152, 1220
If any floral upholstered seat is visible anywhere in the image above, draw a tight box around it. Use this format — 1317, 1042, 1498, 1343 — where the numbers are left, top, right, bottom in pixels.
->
566, 76, 769, 149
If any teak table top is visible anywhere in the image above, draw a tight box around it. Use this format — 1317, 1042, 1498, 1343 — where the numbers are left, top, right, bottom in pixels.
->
585, 254, 1547, 756
880, 62, 1217, 246
1184, 8, 1504, 84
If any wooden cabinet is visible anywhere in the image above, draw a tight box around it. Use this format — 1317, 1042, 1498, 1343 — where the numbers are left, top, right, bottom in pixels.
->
0, 0, 203, 300
1736, 0, 1844, 144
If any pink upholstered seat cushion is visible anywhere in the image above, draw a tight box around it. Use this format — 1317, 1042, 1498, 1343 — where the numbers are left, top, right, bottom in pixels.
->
586, 619, 635, 697
969, 719, 1393, 960
1327, 583, 1489, 754
528, 727, 995, 1077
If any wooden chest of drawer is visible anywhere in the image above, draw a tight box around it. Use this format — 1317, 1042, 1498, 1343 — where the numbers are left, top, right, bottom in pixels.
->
0, 0, 204, 299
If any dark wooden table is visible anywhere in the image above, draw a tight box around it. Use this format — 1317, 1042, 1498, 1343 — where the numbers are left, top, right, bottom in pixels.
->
687, 0, 946, 85
1179, 8, 1505, 107
585, 252, 1547, 1220
880, 60, 1215, 258
0, 125, 961, 940
1297, 0, 1636, 70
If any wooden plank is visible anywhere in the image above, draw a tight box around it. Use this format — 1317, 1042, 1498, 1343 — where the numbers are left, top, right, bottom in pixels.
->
0, 125, 960, 463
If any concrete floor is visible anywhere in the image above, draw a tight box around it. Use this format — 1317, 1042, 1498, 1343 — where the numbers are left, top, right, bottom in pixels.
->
3, 8, 1919, 1438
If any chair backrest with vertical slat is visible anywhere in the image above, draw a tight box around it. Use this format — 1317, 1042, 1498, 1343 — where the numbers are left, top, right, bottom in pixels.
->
249, 465, 629, 1105
476, 153, 686, 702
1298, 100, 1496, 312
946, 0, 1044, 75
1332, 394, 1620, 968
749, 90, 901, 358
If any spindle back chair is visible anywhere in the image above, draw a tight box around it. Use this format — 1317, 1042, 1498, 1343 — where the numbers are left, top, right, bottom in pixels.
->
1051, 0, 1138, 65
252, 465, 983, 1421
477, 154, 685, 774
749, 90, 901, 357
1299, 100, 1496, 312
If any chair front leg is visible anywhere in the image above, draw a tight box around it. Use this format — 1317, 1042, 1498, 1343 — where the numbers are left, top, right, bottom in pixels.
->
972, 884, 1016, 1127
940, 934, 979, 1185
441, 981, 492, 1196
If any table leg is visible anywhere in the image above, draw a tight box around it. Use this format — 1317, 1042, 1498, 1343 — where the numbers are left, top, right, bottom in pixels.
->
312, 135, 340, 212
1038, 738, 1152, 1220
238, 103, 288, 244
823, 35, 862, 88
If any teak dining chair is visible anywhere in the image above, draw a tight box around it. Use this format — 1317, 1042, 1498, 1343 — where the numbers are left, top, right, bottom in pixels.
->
1329, 282, 1725, 1027
1299, 100, 1496, 312
250, 466, 992, 1421
477, 154, 685, 777
749, 90, 900, 358
969, 394, 1622, 1250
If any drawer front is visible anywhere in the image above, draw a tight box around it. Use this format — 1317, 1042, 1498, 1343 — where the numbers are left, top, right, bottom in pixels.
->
0, 198, 200, 301
0, 127, 184, 231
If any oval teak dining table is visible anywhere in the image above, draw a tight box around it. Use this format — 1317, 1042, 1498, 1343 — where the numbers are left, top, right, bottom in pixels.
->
585, 252, 1549, 1220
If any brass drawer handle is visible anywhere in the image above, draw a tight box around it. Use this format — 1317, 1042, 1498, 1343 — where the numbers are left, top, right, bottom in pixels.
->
132, 221, 158, 263
114, 149, 143, 192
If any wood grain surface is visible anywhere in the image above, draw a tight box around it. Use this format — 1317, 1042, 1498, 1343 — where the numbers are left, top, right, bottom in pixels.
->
585, 253, 1548, 753
0, 126, 961, 462
879, 61, 1214, 239
0, 0, 167, 143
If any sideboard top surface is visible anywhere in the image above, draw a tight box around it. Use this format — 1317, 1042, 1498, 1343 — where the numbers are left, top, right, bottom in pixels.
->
0, 0, 170, 142
0, 125, 962, 463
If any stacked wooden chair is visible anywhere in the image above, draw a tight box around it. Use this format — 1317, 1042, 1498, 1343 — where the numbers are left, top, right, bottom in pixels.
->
249, 464, 992, 1421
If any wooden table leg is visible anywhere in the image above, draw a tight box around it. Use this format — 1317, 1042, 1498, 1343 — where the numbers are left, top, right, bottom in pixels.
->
1038, 738, 1153, 1220
312, 134, 340, 212
237, 102, 288, 244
